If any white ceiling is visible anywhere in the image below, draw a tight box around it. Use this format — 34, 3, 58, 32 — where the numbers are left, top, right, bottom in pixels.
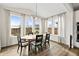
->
0, 3, 67, 18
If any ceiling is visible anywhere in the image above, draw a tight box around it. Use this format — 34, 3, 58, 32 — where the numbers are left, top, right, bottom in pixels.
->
0, 3, 67, 18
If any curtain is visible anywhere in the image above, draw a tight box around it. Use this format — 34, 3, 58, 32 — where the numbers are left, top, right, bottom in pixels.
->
0, 8, 2, 51
41, 19, 46, 33
0, 9, 10, 49
39, 18, 42, 34
58, 14, 65, 43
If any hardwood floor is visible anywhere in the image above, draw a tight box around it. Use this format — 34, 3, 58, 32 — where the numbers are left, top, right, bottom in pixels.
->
68, 47, 79, 56
0, 41, 78, 56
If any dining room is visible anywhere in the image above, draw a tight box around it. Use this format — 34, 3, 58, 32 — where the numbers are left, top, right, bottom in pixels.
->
0, 3, 75, 56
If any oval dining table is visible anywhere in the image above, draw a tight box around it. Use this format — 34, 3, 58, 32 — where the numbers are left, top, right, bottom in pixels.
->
21, 34, 46, 56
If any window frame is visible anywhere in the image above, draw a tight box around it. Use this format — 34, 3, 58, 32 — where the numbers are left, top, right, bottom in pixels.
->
10, 12, 23, 36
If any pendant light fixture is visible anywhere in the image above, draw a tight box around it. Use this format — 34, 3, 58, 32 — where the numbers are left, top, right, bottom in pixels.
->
35, 3, 38, 20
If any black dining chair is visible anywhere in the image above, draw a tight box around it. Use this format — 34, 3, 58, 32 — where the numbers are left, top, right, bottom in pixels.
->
28, 32, 33, 35
17, 36, 28, 56
44, 34, 50, 47
31, 35, 43, 54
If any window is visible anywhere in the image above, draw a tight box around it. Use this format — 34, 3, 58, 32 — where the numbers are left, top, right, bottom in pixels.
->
47, 14, 65, 36
25, 16, 33, 35
10, 12, 43, 36
34, 18, 41, 34
25, 16, 42, 35
47, 18, 53, 34
53, 16, 59, 35
59, 14, 65, 37
10, 13, 22, 36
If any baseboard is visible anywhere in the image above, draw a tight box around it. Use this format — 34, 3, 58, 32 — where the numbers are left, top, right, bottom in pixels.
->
50, 40, 69, 48
0, 49, 1, 52
1, 44, 18, 49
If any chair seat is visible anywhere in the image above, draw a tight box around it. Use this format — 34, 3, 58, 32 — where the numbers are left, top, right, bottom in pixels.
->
19, 42, 28, 47
43, 39, 48, 43
21, 39, 28, 43
31, 41, 41, 46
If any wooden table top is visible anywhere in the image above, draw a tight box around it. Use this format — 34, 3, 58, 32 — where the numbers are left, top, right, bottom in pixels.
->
21, 35, 36, 40
21, 34, 46, 40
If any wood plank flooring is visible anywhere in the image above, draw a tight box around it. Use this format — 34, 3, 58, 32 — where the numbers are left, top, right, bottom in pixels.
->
0, 41, 78, 56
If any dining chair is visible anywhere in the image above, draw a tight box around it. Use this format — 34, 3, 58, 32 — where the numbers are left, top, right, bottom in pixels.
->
28, 32, 33, 35
31, 35, 43, 54
17, 36, 28, 56
44, 34, 50, 47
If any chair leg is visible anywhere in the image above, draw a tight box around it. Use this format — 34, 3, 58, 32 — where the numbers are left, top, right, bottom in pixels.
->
24, 46, 27, 52
35, 46, 37, 54
17, 46, 19, 53
44, 42, 46, 48
20, 47, 22, 56
48, 41, 50, 47
41, 45, 43, 51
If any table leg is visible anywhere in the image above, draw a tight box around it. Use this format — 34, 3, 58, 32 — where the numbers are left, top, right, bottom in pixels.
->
28, 40, 31, 56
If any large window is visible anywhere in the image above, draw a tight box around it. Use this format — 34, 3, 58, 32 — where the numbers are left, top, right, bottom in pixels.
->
34, 18, 41, 34
53, 16, 59, 35
47, 18, 53, 34
59, 14, 65, 37
25, 16, 34, 35
25, 16, 42, 35
10, 13, 22, 36
47, 15, 64, 36
10, 12, 43, 36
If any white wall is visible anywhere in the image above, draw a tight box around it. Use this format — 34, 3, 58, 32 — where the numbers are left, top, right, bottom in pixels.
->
0, 8, 10, 47
0, 8, 6, 47
65, 11, 73, 47
10, 36, 17, 46
64, 4, 73, 48
0, 8, 18, 48
0, 7, 2, 51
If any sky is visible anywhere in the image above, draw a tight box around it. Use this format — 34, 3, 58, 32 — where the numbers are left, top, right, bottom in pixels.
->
25, 17, 33, 26
11, 15, 21, 26
11, 15, 33, 26
11, 15, 43, 27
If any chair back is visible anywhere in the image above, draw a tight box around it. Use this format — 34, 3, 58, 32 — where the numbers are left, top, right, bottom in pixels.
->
28, 32, 33, 35
45, 34, 50, 41
35, 35, 43, 45
17, 36, 22, 46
